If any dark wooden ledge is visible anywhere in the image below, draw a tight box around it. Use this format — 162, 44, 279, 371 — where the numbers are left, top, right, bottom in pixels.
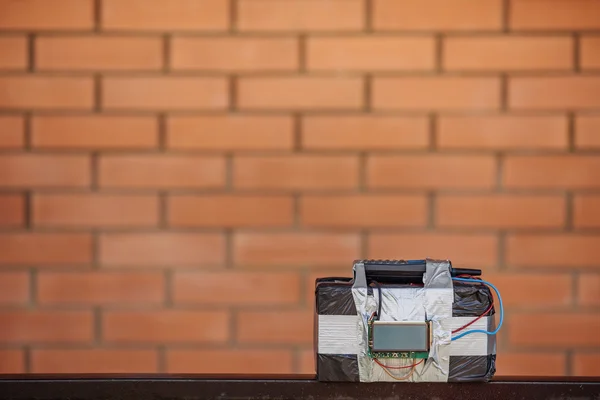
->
0, 374, 599, 400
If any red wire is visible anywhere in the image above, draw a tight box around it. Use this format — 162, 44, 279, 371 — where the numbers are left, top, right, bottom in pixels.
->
373, 358, 424, 370
452, 302, 494, 334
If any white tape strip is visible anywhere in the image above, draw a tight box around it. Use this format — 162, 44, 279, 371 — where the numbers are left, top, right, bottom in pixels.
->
318, 315, 492, 357
317, 315, 360, 354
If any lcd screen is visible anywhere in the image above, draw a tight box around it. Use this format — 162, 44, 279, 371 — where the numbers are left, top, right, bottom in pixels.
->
371, 321, 429, 352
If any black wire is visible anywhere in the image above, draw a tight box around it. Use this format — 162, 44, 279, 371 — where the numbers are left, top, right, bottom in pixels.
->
371, 280, 382, 320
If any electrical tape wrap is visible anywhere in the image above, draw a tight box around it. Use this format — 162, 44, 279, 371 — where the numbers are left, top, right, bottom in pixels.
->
315, 259, 497, 382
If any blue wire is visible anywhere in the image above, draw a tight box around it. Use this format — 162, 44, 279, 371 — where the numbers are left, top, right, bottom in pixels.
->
451, 277, 504, 341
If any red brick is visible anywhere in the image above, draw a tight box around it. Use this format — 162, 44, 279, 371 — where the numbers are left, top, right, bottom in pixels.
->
38, 271, 164, 305
509, 77, 600, 110
509, 313, 600, 347
299, 349, 315, 374
369, 233, 497, 268
0, 311, 93, 343
0, 194, 24, 227
0, 272, 29, 305
0, 350, 24, 373
444, 36, 572, 71
307, 36, 435, 71
32, 115, 158, 149
581, 36, 600, 69
103, 77, 228, 111
0, 154, 90, 188
368, 155, 496, 189
103, 310, 229, 344
33, 193, 159, 228
575, 116, 600, 149
173, 271, 300, 305
437, 195, 565, 229
167, 115, 294, 151
578, 274, 600, 307
0, 37, 27, 69
0, 233, 92, 266
233, 155, 359, 190
172, 37, 298, 71
302, 115, 428, 150
504, 156, 600, 189
102, 0, 228, 31
234, 233, 360, 267
99, 233, 225, 267
168, 195, 294, 228
237, 0, 363, 32
0, 115, 24, 149
167, 349, 294, 374
507, 235, 600, 268
0, 0, 93, 30
373, 77, 500, 111
495, 352, 565, 376
438, 115, 568, 150
237, 311, 312, 344
301, 195, 428, 228
37, 36, 162, 71
32, 349, 158, 373
0, 76, 93, 110
573, 353, 600, 376
574, 195, 600, 228
238, 77, 362, 110
373, 0, 502, 31
99, 155, 225, 189
484, 273, 572, 308
511, 0, 600, 30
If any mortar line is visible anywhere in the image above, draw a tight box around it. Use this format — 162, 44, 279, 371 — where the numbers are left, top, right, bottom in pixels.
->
94, 307, 102, 344
497, 232, 506, 270
27, 34, 35, 72
157, 346, 167, 373
358, 152, 367, 192
230, 0, 238, 32
164, 269, 173, 307
435, 34, 443, 72
23, 113, 32, 150
294, 113, 302, 151
502, 0, 510, 33
496, 153, 504, 191
565, 191, 574, 231
365, 0, 373, 32
23, 347, 32, 373
162, 35, 171, 73
500, 74, 508, 111
427, 192, 436, 229
94, 74, 102, 112
298, 35, 307, 72
229, 76, 237, 111
94, 0, 102, 31
24, 190, 32, 228
429, 114, 437, 150
363, 75, 372, 111
573, 33, 580, 72
360, 230, 369, 259
568, 112, 576, 152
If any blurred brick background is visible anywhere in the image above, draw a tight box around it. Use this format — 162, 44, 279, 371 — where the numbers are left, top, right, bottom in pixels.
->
0, 0, 599, 377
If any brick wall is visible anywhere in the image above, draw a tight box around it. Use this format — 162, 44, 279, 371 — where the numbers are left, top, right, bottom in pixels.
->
0, 0, 599, 376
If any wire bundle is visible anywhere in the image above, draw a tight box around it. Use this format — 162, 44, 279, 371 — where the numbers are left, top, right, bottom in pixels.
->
374, 358, 424, 381
450, 277, 504, 341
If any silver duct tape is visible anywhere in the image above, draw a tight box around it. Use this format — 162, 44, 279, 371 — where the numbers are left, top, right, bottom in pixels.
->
350, 259, 454, 382
318, 315, 495, 357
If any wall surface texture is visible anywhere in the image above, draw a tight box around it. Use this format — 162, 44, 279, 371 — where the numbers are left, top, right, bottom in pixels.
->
0, 0, 598, 376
